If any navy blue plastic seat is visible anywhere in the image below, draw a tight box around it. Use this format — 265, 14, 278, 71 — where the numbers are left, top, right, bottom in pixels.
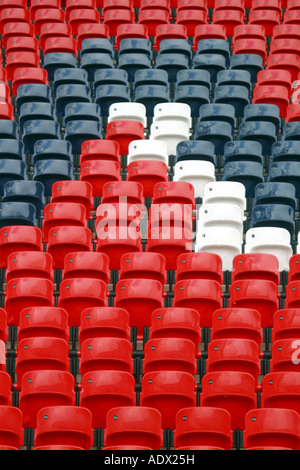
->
176, 69, 211, 90
254, 182, 297, 211
95, 84, 131, 116
230, 54, 263, 83
33, 159, 74, 197
223, 160, 264, 198
268, 161, 300, 198
64, 120, 102, 155
196, 39, 231, 65
80, 53, 114, 81
243, 104, 281, 135
16, 84, 52, 115
0, 120, 18, 140
22, 120, 61, 155
43, 53, 78, 81
19, 102, 56, 133
283, 122, 300, 141
174, 85, 210, 117
271, 141, 300, 163
63, 103, 101, 125
134, 84, 170, 117
80, 38, 114, 57
118, 53, 152, 82
119, 38, 152, 58
0, 159, 26, 196
223, 140, 263, 165
158, 39, 192, 60
94, 69, 129, 90
194, 120, 233, 155
2, 180, 45, 218
0, 139, 24, 160
193, 53, 227, 82
53, 68, 88, 93
32, 140, 73, 164
0, 202, 37, 228
216, 69, 252, 91
251, 204, 295, 239
155, 53, 190, 82
198, 103, 236, 131
238, 121, 277, 156
176, 140, 216, 165
134, 69, 169, 89
213, 85, 250, 118
55, 84, 92, 117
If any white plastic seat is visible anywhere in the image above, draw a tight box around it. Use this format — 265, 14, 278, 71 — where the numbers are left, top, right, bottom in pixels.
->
202, 181, 247, 216
153, 103, 192, 128
245, 227, 292, 272
127, 139, 169, 166
108, 102, 147, 127
197, 203, 244, 243
150, 120, 190, 156
173, 160, 216, 199
195, 227, 242, 271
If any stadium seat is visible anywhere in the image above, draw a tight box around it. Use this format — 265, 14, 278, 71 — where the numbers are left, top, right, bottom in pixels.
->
0, 119, 18, 139
134, 85, 170, 117
33, 160, 74, 197
65, 0, 97, 18
95, 85, 130, 117
211, 308, 263, 345
0, 160, 26, 197
152, 181, 195, 208
115, 24, 149, 50
13, 67, 46, 98
80, 139, 121, 165
176, 69, 211, 90
202, 181, 246, 213
108, 103, 146, 127
197, 202, 244, 243
19, 102, 55, 134
119, 252, 166, 286
0, 202, 37, 228
80, 160, 121, 198
43, 52, 77, 81
55, 84, 91, 117
0, 407, 24, 450
64, 121, 102, 155
216, 70, 252, 91
22, 120, 61, 155
128, 139, 168, 166
272, 308, 300, 341
50, 180, 94, 217
268, 161, 300, 198
194, 120, 232, 155
0, 8, 31, 36
138, 9, 169, 37
175, 252, 223, 284
68, 9, 101, 36
47, 226, 93, 270
175, 85, 210, 117
78, 307, 131, 343
53, 68, 88, 93
77, 23, 110, 49
251, 204, 295, 240
193, 24, 227, 51
17, 306, 69, 342
44, 37, 78, 57
193, 53, 227, 82
252, 85, 289, 118
42, 202, 87, 243
212, 10, 244, 37
155, 53, 190, 83
5, 251, 54, 282
223, 161, 264, 198
248, 10, 281, 37
39, 22, 72, 49
154, 24, 188, 51
232, 38, 267, 64
196, 39, 231, 64
267, 53, 300, 82
134, 69, 169, 89
0, 226, 43, 270
230, 53, 263, 82
80, 52, 114, 81
103, 9, 135, 37
173, 160, 216, 198
223, 140, 263, 165
243, 104, 281, 135
2, 23, 34, 50
101, 181, 144, 205
213, 85, 250, 118
62, 252, 110, 284
260, 371, 300, 416
80, 37, 114, 57
231, 253, 280, 285
33, 8, 65, 36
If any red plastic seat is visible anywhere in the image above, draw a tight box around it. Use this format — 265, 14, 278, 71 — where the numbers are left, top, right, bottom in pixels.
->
0, 407, 24, 449
15, 337, 70, 388
153, 24, 188, 51
289, 255, 300, 282
152, 181, 195, 208
80, 160, 121, 198
34, 406, 94, 450
102, 0, 133, 15
139, 0, 170, 14
273, 309, 300, 341
106, 121, 145, 157
286, 104, 300, 123
243, 408, 300, 450
95, 202, 144, 233
251, 0, 282, 15
0, 226, 43, 270
284, 9, 300, 24
0, 103, 14, 120
285, 281, 300, 309
229, 279, 280, 328
118, 252, 166, 286
138, 9, 169, 37
78, 307, 131, 343
68, 9, 101, 36
58, 278, 109, 327
77, 23, 110, 49
44, 37, 78, 57
273, 24, 300, 41
142, 338, 198, 376
0, 371, 12, 405
80, 140, 121, 165
177, 0, 207, 12
231, 253, 280, 285
0, 0, 26, 10
267, 53, 300, 82
103, 9, 135, 37
115, 23, 149, 50
18, 370, 76, 429
65, 0, 97, 19
211, 308, 263, 346
252, 85, 290, 118
103, 406, 163, 450
42, 202, 87, 243
148, 203, 193, 232
47, 226, 93, 270
5, 252, 54, 282
79, 370, 136, 429
176, 10, 207, 37
269, 38, 300, 60
193, 24, 227, 50
5, 51, 40, 81
62, 252, 110, 284
12, 67, 48, 97
200, 371, 258, 431
2, 22, 33, 50
5, 36, 39, 55
175, 252, 223, 283
140, 371, 197, 430
0, 8, 31, 35
248, 10, 281, 37
270, 339, 300, 372
79, 337, 133, 377
102, 181, 144, 205
232, 38, 267, 63
173, 279, 223, 328
50, 180, 94, 218
174, 407, 233, 450
0, 309, 8, 343
233, 24, 266, 42
212, 10, 244, 37
4, 278, 54, 327
256, 69, 292, 96
17, 306, 69, 342
127, 160, 169, 198
33, 8, 65, 36
261, 372, 300, 416
149, 307, 202, 354
114, 278, 165, 340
